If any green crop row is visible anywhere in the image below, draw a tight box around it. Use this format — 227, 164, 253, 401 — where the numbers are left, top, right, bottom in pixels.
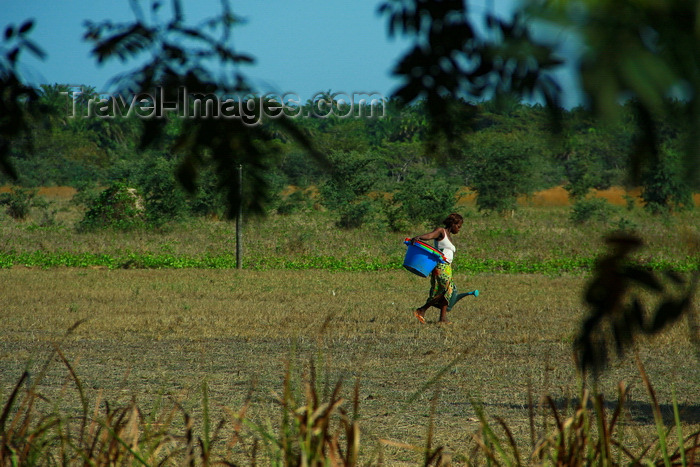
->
0, 251, 697, 273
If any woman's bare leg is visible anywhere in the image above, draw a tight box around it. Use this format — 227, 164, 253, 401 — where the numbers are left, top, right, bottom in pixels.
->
415, 295, 449, 324
414, 297, 435, 323
437, 297, 450, 323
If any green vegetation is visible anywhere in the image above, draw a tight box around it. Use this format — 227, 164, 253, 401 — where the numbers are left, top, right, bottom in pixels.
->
319, 151, 381, 229
569, 198, 616, 224
0, 187, 42, 221
1, 83, 698, 228
464, 131, 541, 215
0, 197, 698, 273
640, 146, 695, 214
77, 182, 146, 231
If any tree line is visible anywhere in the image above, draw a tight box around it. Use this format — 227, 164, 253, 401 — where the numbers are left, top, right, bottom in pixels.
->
1, 84, 696, 228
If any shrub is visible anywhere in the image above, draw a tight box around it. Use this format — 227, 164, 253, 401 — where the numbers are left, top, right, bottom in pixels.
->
277, 189, 314, 215
640, 147, 693, 214
109, 155, 195, 223
35, 203, 60, 228
392, 171, 457, 226
615, 216, 638, 232
570, 197, 615, 224
380, 195, 411, 232
0, 186, 38, 220
337, 200, 373, 229
134, 156, 191, 224
78, 182, 146, 231
319, 151, 379, 229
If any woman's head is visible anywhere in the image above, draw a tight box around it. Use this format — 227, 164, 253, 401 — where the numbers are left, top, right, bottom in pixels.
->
443, 213, 463, 233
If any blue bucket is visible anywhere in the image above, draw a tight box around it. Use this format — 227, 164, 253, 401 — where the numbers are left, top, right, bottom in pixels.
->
403, 240, 446, 277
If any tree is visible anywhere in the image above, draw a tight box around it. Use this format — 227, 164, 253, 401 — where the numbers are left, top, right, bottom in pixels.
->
532, 0, 700, 189
640, 145, 693, 213
116, 154, 191, 224
78, 182, 146, 231
375, 139, 425, 184
392, 167, 457, 226
561, 129, 625, 199
36, 84, 72, 125
465, 131, 536, 215
318, 151, 380, 228
378, 0, 564, 149
366, 98, 428, 145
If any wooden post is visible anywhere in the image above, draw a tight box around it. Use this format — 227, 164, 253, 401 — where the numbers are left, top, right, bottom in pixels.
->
236, 163, 243, 269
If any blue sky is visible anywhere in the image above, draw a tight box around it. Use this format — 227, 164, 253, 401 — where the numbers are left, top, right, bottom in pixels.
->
4, 0, 581, 107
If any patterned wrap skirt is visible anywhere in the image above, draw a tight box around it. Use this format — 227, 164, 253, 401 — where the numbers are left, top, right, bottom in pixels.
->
429, 262, 454, 305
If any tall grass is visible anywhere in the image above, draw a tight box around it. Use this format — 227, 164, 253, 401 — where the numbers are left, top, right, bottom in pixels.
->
0, 344, 361, 465
2, 346, 698, 465
2, 313, 698, 465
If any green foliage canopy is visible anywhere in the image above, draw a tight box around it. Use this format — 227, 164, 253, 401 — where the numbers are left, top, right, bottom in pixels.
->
466, 131, 537, 214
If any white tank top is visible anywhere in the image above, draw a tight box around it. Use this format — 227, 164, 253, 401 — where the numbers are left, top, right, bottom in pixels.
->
435, 230, 456, 263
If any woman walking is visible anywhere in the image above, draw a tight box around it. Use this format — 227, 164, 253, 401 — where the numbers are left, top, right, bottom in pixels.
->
411, 213, 463, 324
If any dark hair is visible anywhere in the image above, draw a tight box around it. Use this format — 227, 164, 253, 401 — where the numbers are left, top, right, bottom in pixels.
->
443, 213, 463, 228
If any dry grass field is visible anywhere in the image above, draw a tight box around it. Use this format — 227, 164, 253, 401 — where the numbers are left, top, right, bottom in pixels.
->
1, 268, 698, 464
0, 187, 698, 464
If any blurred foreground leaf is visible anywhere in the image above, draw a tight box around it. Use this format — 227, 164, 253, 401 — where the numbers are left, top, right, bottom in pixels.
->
576, 233, 698, 375
0, 20, 45, 180
378, 0, 563, 153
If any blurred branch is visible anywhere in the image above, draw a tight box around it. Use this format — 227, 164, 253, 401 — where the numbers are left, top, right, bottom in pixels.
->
0, 19, 45, 179
378, 0, 563, 152
534, 0, 700, 187
575, 233, 699, 376
83, 0, 324, 217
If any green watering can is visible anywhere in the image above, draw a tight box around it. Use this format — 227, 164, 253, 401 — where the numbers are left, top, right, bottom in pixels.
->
447, 286, 479, 312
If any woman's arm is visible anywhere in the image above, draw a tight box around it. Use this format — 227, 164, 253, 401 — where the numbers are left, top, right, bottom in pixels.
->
411, 227, 445, 243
